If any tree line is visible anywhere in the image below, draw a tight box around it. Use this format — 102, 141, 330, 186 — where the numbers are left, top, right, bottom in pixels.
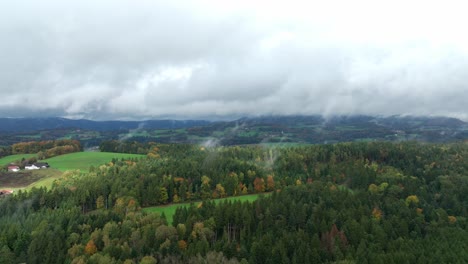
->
10, 139, 82, 159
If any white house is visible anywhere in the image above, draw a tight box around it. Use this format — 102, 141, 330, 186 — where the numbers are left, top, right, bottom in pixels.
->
25, 162, 50, 170
25, 164, 40, 170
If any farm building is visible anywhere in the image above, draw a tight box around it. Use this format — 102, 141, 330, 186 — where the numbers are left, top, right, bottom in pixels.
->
25, 164, 39, 170
25, 162, 50, 170
7, 165, 20, 172
0, 190, 13, 197
35, 162, 50, 168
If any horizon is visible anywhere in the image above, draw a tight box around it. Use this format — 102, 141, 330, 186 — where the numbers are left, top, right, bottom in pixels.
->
1, 113, 467, 123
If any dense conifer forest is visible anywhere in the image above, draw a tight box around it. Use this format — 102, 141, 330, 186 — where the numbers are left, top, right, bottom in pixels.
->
0, 141, 467, 263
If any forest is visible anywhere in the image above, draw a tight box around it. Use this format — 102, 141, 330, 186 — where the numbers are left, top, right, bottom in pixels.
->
0, 141, 467, 263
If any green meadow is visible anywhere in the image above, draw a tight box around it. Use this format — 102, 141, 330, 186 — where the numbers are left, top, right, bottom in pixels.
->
0, 168, 63, 191
22, 169, 64, 191
1, 152, 146, 190
0, 153, 37, 166
43, 152, 145, 171
143, 193, 269, 224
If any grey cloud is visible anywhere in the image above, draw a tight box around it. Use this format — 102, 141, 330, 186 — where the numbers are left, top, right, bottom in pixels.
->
0, 0, 467, 121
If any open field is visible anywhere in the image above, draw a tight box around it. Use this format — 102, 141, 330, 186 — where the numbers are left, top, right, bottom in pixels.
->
1, 152, 146, 190
43, 152, 145, 171
23, 169, 64, 191
143, 193, 269, 223
0, 153, 37, 166
0, 168, 62, 191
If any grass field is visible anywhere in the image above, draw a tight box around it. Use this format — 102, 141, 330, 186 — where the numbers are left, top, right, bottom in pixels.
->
143, 193, 269, 223
43, 152, 145, 171
1, 152, 146, 191
0, 169, 63, 191
0, 153, 37, 166
22, 169, 64, 191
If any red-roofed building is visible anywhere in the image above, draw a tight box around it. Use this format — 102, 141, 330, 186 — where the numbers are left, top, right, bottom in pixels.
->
7, 165, 20, 172
0, 190, 13, 196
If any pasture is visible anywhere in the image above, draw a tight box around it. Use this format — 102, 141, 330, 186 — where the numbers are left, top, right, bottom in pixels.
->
43, 152, 145, 171
0, 152, 146, 190
0, 153, 37, 165
0, 169, 63, 191
143, 193, 269, 223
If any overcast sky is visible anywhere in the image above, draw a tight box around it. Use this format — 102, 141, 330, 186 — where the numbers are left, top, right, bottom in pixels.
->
1, 0, 467, 120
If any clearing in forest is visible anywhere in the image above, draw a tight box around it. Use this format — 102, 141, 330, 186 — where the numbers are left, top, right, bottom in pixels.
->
143, 193, 269, 223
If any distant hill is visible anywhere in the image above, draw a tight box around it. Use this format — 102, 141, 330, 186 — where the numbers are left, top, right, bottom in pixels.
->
0, 117, 211, 132
203, 115, 468, 145
0, 115, 467, 147
236, 115, 467, 129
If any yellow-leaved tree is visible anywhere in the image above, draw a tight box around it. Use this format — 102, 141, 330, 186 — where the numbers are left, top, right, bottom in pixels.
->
84, 240, 97, 255
405, 195, 419, 206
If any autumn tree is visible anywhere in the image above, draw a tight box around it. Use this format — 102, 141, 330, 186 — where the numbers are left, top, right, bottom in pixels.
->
140, 256, 157, 264
178, 240, 188, 250
405, 195, 419, 206
253, 177, 265, 193
159, 187, 169, 204
201, 176, 212, 200
266, 175, 275, 191
372, 207, 383, 221
85, 240, 97, 255
213, 184, 226, 198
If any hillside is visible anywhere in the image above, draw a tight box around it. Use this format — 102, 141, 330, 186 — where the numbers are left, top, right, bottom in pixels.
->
1, 115, 467, 148
42, 151, 145, 171
0, 117, 211, 132
0, 152, 146, 190
0, 141, 467, 263
0, 153, 37, 165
